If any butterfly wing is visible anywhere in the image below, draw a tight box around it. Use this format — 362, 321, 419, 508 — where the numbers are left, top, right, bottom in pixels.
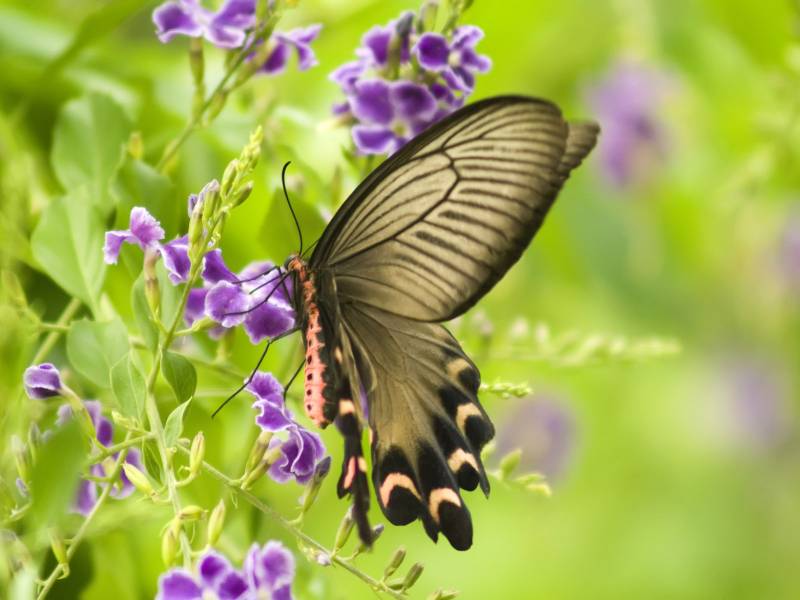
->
311, 95, 599, 322
340, 302, 491, 551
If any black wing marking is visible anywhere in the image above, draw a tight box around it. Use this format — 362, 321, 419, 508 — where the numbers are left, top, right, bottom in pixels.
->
340, 302, 493, 551
311, 96, 599, 323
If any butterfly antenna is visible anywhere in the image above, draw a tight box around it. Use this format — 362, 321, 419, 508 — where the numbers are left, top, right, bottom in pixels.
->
212, 339, 272, 418
281, 161, 303, 255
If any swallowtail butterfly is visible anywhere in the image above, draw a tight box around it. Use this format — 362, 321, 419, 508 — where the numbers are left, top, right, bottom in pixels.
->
286, 95, 598, 550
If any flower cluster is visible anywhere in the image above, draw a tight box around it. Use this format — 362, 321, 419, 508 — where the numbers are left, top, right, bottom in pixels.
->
585, 61, 671, 188
153, 0, 321, 75
22, 364, 144, 515
247, 372, 326, 485
330, 11, 491, 155
105, 203, 295, 343
157, 542, 295, 600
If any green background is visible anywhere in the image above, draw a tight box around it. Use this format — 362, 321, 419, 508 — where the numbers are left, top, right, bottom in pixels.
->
1, 0, 798, 598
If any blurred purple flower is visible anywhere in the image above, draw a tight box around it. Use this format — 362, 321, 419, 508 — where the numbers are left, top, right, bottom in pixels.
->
779, 212, 800, 289
495, 395, 576, 481
723, 358, 790, 449
157, 543, 295, 600
152, 0, 255, 48
259, 24, 322, 75
160, 235, 191, 284
330, 11, 490, 155
243, 541, 295, 599
23, 363, 63, 400
104, 206, 165, 264
57, 400, 145, 515
585, 61, 671, 188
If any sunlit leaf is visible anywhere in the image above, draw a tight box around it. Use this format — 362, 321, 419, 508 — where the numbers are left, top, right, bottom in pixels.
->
66, 318, 130, 388
162, 351, 196, 403
163, 399, 192, 448
111, 353, 146, 419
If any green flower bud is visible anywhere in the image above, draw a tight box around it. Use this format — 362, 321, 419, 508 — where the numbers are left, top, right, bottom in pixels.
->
300, 456, 331, 514
49, 531, 69, 575
111, 411, 140, 431
162, 520, 180, 566
143, 248, 161, 320
333, 508, 355, 552
383, 546, 406, 580
525, 482, 552, 498
401, 562, 424, 591
418, 1, 439, 32
220, 160, 239, 198
189, 432, 205, 478
178, 505, 206, 521
428, 589, 459, 600
245, 431, 274, 474
230, 181, 254, 208
123, 463, 155, 497
499, 449, 522, 479
207, 499, 226, 546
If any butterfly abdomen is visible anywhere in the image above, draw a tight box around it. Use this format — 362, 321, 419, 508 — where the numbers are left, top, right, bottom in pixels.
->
289, 257, 338, 428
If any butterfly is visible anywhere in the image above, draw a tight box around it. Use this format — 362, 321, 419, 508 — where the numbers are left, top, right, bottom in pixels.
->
284, 95, 598, 550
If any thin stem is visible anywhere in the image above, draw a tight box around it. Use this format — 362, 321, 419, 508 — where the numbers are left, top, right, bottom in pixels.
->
177, 446, 405, 600
36, 435, 132, 600
31, 298, 81, 364
90, 434, 155, 464
156, 16, 279, 172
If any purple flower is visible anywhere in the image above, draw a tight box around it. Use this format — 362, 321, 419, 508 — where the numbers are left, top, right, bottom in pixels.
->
586, 61, 671, 187
202, 249, 238, 284
104, 207, 165, 264
23, 363, 63, 400
350, 79, 437, 154
413, 27, 491, 92
269, 426, 326, 485
248, 372, 294, 432
259, 25, 322, 75
495, 395, 576, 481
153, 0, 255, 49
157, 543, 294, 600
160, 235, 191, 284
57, 400, 145, 515
243, 541, 295, 599
330, 12, 490, 155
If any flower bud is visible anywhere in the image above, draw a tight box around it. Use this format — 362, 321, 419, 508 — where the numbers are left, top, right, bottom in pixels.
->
128, 131, 144, 160
162, 519, 180, 566
245, 431, 274, 474
178, 505, 206, 521
418, 1, 438, 32
499, 449, 522, 479
111, 411, 140, 431
189, 432, 205, 478
49, 531, 69, 574
333, 508, 355, 552
479, 440, 496, 462
301, 456, 331, 513
207, 499, 226, 545
143, 249, 161, 319
387, 12, 414, 76
383, 546, 406, 579
11, 436, 29, 482
230, 181, 254, 208
401, 562, 424, 591
428, 589, 459, 600
201, 179, 222, 226
220, 160, 239, 198
525, 482, 552, 498
123, 463, 155, 497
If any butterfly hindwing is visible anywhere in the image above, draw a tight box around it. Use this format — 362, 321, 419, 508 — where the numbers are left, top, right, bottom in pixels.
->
340, 302, 492, 550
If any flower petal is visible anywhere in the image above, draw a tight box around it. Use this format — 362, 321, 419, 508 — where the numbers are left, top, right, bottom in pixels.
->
390, 81, 437, 121
212, 0, 256, 30
329, 60, 367, 94
159, 236, 191, 284
185, 288, 208, 326
246, 371, 284, 404
73, 479, 98, 516
359, 25, 391, 66
198, 549, 235, 588
205, 281, 250, 327
243, 301, 295, 345
351, 125, 403, 155
23, 363, 62, 400
130, 206, 166, 247
103, 231, 134, 264
351, 79, 394, 125
414, 33, 450, 71
157, 569, 203, 600
153, 1, 203, 44
261, 40, 290, 74
202, 249, 238, 285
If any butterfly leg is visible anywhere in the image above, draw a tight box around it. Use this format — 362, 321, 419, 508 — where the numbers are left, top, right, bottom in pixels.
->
334, 381, 373, 546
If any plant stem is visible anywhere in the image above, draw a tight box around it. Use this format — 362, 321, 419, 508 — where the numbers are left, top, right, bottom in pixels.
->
177, 446, 406, 599
156, 16, 279, 172
36, 435, 132, 600
90, 434, 155, 463
31, 298, 81, 364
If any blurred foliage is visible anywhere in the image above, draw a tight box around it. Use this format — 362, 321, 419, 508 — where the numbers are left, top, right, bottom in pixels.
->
1, 0, 799, 598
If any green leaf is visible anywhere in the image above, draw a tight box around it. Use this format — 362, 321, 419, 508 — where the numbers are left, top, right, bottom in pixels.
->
163, 399, 191, 448
30, 192, 105, 309
162, 351, 196, 403
51, 93, 132, 209
66, 318, 130, 388
131, 275, 158, 352
112, 158, 179, 238
29, 419, 86, 527
110, 354, 146, 419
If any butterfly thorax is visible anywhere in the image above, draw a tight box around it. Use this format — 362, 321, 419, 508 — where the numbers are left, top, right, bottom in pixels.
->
287, 256, 339, 428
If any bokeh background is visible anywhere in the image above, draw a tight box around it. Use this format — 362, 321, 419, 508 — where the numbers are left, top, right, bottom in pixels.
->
1, 0, 799, 598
